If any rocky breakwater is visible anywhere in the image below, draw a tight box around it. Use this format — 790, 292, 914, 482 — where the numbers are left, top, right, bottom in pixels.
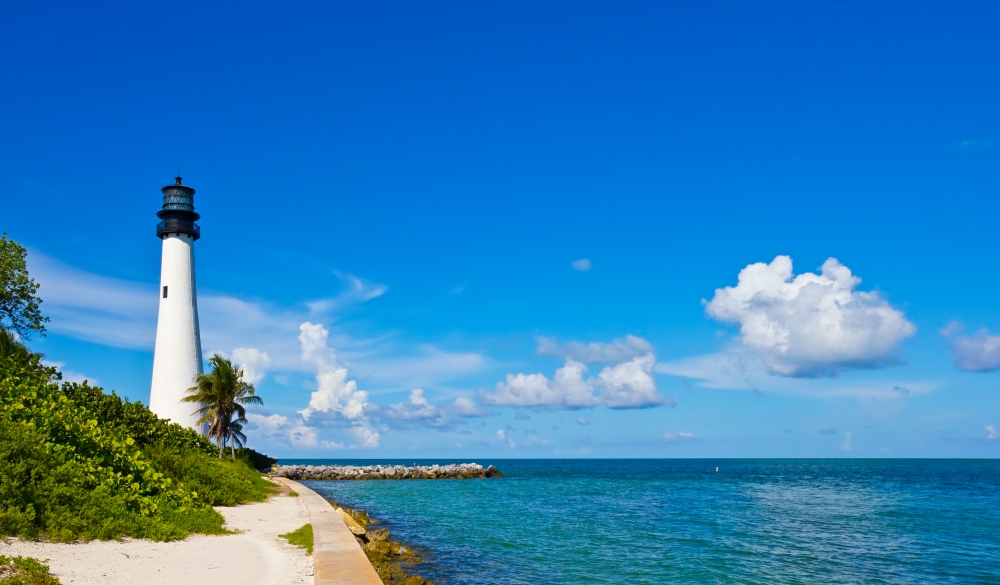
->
272, 462, 504, 481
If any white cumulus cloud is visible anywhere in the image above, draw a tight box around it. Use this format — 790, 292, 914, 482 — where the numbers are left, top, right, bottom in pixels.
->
483, 353, 667, 410
297, 322, 369, 421
596, 354, 664, 409
986, 425, 997, 441
452, 395, 489, 417
353, 426, 380, 448
705, 255, 915, 377
536, 334, 653, 363
289, 424, 318, 448
481, 359, 600, 409
230, 347, 273, 384
384, 389, 440, 421
245, 412, 290, 438
497, 429, 516, 449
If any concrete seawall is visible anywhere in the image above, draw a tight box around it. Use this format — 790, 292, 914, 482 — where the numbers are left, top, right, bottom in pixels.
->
273, 462, 504, 481
273, 477, 383, 585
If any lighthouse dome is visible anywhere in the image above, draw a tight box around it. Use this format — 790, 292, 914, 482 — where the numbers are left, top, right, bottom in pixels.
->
161, 176, 195, 211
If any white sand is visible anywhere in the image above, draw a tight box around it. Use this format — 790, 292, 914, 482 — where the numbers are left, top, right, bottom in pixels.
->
0, 493, 313, 585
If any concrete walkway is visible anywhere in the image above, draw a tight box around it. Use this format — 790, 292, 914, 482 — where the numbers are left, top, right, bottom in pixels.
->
273, 477, 383, 585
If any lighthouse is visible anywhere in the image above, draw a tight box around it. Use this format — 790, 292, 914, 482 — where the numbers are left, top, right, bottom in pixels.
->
149, 176, 205, 431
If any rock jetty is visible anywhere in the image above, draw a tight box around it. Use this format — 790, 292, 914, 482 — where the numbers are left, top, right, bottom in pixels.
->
272, 462, 504, 481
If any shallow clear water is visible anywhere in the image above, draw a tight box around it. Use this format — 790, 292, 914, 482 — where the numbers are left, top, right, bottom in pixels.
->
283, 459, 1000, 584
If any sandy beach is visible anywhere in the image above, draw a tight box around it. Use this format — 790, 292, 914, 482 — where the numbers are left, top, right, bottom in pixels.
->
0, 492, 313, 585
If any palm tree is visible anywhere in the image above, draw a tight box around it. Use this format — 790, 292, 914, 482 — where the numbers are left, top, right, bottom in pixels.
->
226, 419, 248, 456
183, 354, 263, 459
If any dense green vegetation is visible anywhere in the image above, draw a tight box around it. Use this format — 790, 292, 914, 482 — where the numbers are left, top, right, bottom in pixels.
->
0, 555, 62, 585
0, 350, 276, 542
279, 523, 313, 554
235, 447, 278, 472
0, 233, 276, 543
0, 234, 47, 339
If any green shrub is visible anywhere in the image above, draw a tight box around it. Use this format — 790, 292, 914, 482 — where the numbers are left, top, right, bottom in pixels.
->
0, 555, 62, 584
235, 447, 278, 472
0, 349, 276, 542
142, 444, 274, 507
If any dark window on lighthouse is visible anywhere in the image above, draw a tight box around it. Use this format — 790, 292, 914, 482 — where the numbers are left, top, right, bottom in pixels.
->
163, 286, 168, 298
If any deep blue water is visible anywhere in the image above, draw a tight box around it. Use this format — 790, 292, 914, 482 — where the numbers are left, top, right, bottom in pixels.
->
280, 459, 1000, 584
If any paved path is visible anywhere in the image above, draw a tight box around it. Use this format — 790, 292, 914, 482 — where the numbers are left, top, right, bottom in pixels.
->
0, 491, 313, 585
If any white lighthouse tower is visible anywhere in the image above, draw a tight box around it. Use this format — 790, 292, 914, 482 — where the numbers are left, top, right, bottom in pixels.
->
149, 176, 205, 431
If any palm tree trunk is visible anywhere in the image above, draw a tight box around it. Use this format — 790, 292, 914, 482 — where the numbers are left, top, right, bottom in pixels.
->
231, 442, 235, 460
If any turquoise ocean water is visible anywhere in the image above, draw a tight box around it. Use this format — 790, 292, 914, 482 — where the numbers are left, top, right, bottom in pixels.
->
284, 459, 1000, 584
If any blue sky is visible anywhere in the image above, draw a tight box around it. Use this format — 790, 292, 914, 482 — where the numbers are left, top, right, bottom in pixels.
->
4, 1, 1000, 457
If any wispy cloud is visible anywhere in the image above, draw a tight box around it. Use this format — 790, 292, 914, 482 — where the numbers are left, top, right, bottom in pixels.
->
306, 272, 387, 316
571, 258, 592, 272
656, 350, 937, 401
537, 334, 653, 364
948, 138, 995, 154
663, 431, 700, 443
42, 360, 96, 385
29, 249, 502, 451
29, 249, 486, 390
941, 322, 1000, 372
29, 251, 158, 348
354, 346, 486, 388
496, 429, 516, 449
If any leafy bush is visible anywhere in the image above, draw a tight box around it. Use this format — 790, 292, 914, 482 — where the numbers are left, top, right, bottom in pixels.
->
0, 555, 62, 585
0, 349, 276, 542
57, 380, 216, 455
235, 447, 278, 472
142, 444, 274, 507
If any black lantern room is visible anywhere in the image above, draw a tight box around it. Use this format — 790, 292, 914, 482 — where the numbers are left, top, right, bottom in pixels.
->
156, 176, 201, 240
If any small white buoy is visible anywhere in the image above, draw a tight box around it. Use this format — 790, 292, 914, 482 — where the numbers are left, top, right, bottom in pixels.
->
715, 467, 719, 472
